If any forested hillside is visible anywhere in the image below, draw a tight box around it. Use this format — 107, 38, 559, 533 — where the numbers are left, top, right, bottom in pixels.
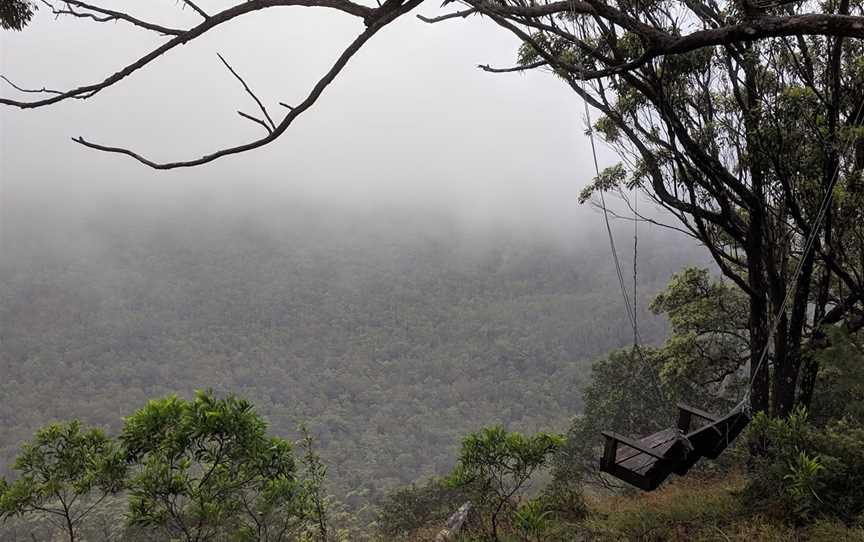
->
0, 198, 705, 508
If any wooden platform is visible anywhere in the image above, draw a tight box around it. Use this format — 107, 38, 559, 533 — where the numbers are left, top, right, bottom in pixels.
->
600, 403, 750, 491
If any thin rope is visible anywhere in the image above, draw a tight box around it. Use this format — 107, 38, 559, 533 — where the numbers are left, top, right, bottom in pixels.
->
567, 10, 666, 404
738, 96, 864, 412
572, 13, 636, 337
633, 189, 639, 348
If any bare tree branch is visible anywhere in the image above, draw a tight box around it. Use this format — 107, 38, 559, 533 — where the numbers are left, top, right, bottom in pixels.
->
72, 0, 425, 169
181, 0, 210, 18
1, 0, 377, 110
237, 111, 273, 133
42, 0, 186, 35
416, 8, 477, 23
478, 60, 547, 73
217, 52, 276, 131
8, 0, 864, 170
1, 75, 83, 97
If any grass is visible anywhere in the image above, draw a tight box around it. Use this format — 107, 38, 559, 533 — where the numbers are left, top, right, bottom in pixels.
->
406, 472, 864, 541
578, 472, 863, 542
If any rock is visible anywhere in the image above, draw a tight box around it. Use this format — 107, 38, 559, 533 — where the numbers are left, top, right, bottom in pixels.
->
434, 502, 473, 542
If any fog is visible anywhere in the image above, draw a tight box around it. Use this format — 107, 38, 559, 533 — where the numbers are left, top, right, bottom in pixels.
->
0, 2, 708, 522
0, 0, 635, 244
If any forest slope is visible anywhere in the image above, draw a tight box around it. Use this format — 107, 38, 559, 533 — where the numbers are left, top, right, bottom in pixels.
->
0, 201, 706, 506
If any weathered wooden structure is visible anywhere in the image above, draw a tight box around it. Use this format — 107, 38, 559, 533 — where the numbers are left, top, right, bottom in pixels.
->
600, 403, 750, 490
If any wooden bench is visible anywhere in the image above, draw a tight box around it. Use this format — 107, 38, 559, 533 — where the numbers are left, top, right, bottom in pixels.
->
600, 403, 750, 491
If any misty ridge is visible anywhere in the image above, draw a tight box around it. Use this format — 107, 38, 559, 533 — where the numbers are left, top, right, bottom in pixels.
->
0, 186, 706, 505
8, 0, 864, 539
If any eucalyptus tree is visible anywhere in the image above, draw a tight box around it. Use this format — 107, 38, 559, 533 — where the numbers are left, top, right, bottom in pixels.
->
0, 421, 126, 542
466, 0, 864, 417
122, 391, 312, 542
5, 0, 864, 416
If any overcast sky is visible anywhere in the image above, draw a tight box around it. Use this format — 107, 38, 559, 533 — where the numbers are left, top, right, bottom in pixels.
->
0, 1, 624, 239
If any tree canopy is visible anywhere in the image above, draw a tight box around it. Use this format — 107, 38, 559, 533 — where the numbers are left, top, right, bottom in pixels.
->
0, 391, 330, 542
0, 0, 36, 31
0, 421, 125, 542
122, 391, 307, 542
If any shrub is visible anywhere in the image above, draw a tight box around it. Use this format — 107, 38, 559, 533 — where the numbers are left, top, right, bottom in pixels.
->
744, 408, 864, 523
446, 426, 563, 541
377, 478, 470, 538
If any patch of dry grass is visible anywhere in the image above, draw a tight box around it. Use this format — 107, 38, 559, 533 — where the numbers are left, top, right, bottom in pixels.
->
580, 473, 862, 542
401, 473, 864, 541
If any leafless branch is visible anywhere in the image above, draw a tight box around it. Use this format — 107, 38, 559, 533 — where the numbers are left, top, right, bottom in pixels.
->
8, 0, 864, 169
416, 7, 477, 23
42, 0, 186, 35
1, 75, 72, 96
71, 0, 425, 169
478, 60, 547, 73
237, 111, 273, 133
592, 200, 696, 238
181, 0, 210, 18
2, 0, 378, 111
217, 52, 276, 131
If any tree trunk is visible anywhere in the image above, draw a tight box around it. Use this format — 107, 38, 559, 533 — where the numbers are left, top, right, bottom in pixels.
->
747, 247, 770, 415
741, 45, 772, 416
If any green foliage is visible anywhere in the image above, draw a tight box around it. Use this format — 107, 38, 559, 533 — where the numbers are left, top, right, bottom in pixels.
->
0, 421, 125, 542
745, 408, 864, 523
447, 426, 563, 540
783, 451, 826, 520
532, 469, 587, 530
121, 391, 309, 542
377, 478, 470, 538
578, 163, 628, 204
810, 327, 864, 423
549, 268, 747, 493
513, 498, 553, 541
0, 0, 36, 31
517, 31, 577, 73
0, 393, 334, 541
297, 424, 330, 542
0, 211, 701, 534
649, 267, 749, 389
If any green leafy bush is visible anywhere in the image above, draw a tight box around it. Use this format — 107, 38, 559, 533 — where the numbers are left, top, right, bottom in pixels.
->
0, 421, 126, 542
745, 408, 864, 523
0, 392, 332, 542
809, 327, 864, 424
446, 426, 564, 541
377, 478, 470, 538
513, 498, 554, 541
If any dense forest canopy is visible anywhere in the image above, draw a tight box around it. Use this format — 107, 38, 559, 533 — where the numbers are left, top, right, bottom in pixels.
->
0, 192, 707, 514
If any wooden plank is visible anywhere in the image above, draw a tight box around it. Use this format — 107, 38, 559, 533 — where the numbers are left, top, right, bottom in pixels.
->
677, 403, 719, 422
600, 408, 751, 492
688, 411, 750, 460
614, 429, 681, 476
601, 434, 619, 470
603, 463, 655, 491
602, 430, 669, 460
677, 408, 693, 433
